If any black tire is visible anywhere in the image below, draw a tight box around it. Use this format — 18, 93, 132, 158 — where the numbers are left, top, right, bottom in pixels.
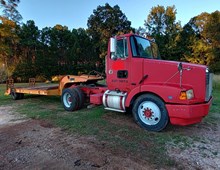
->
72, 87, 84, 109
132, 94, 169, 132
61, 88, 79, 111
11, 91, 19, 100
18, 93, 24, 99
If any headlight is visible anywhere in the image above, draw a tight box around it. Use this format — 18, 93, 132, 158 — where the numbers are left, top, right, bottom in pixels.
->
186, 89, 194, 99
179, 89, 194, 100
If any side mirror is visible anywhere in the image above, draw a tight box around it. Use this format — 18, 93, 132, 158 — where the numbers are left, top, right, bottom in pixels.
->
110, 37, 116, 53
110, 37, 117, 60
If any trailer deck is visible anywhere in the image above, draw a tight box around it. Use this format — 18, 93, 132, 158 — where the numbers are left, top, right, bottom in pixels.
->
12, 84, 60, 96
5, 74, 104, 97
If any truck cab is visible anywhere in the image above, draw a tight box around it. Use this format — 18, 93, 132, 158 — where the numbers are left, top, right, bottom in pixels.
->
103, 33, 213, 131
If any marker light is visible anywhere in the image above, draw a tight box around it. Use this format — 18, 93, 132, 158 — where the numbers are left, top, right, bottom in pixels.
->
179, 91, 187, 100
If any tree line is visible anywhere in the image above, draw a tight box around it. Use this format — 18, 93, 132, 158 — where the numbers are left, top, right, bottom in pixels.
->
0, 1, 220, 82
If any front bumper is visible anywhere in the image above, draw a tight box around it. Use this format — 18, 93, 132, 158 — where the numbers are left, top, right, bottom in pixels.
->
166, 97, 213, 126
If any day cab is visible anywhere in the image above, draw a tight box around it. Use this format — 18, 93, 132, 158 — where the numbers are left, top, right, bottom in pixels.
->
5, 33, 213, 132
103, 33, 213, 131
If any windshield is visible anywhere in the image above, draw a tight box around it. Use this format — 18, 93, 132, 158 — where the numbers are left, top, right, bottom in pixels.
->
130, 36, 160, 59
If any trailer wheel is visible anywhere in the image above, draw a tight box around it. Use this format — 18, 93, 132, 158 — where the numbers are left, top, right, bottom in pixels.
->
11, 91, 20, 100
62, 88, 79, 111
132, 94, 169, 132
18, 93, 24, 99
72, 87, 84, 109
21, 93, 24, 99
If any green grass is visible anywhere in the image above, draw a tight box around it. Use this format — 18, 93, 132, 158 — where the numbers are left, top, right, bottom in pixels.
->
1, 79, 220, 169
0, 84, 12, 105
204, 77, 220, 124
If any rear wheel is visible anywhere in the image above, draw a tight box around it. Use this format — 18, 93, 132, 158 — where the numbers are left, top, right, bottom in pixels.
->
73, 87, 84, 109
61, 88, 79, 111
132, 94, 169, 132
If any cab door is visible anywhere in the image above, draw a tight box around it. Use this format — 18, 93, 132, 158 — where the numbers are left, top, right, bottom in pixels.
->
130, 35, 156, 86
106, 37, 131, 91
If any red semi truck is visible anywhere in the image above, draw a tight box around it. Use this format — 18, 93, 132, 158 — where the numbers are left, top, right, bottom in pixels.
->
6, 33, 213, 131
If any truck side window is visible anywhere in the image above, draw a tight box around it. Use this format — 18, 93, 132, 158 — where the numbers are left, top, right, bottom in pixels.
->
131, 36, 153, 59
151, 42, 161, 59
116, 39, 128, 58
130, 36, 137, 56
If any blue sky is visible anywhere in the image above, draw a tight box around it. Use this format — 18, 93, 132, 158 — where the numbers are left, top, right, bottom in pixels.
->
16, 0, 220, 30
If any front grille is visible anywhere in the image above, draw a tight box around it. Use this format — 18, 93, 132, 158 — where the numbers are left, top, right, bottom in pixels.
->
205, 68, 213, 101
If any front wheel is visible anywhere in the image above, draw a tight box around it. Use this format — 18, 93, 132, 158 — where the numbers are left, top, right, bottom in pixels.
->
132, 94, 169, 132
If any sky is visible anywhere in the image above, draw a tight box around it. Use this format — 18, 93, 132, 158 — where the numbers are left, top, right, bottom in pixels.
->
15, 0, 220, 30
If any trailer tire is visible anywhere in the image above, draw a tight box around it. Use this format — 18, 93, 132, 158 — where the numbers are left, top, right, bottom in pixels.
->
132, 94, 169, 132
18, 93, 24, 99
72, 87, 84, 109
11, 91, 20, 100
62, 88, 79, 111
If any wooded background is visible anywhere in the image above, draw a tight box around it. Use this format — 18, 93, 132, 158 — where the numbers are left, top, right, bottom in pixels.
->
1, 0, 220, 82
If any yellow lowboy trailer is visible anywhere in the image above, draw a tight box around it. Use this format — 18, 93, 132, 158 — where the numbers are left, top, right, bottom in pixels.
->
5, 74, 104, 100
10, 84, 60, 96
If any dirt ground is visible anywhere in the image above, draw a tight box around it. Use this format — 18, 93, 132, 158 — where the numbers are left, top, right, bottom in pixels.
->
0, 106, 220, 170
167, 122, 220, 169
0, 106, 152, 170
